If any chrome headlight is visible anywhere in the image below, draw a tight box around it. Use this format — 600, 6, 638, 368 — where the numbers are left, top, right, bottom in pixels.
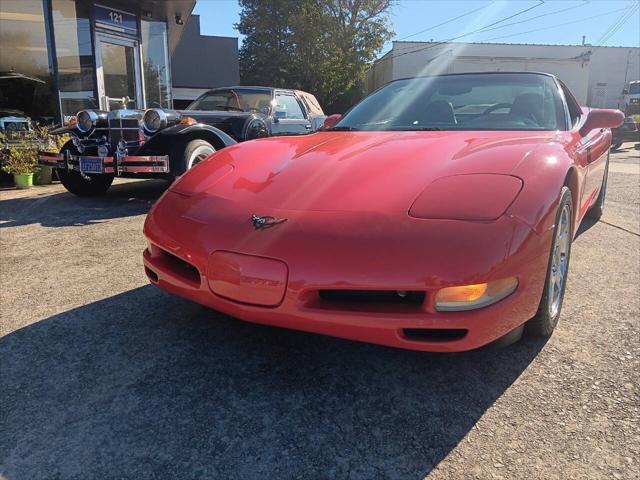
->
76, 110, 98, 133
142, 108, 167, 133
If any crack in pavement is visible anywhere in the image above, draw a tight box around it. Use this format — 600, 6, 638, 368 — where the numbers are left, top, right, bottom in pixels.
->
599, 219, 640, 237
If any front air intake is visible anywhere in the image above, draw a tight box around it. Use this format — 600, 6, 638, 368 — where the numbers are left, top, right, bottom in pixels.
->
318, 290, 425, 305
403, 328, 467, 342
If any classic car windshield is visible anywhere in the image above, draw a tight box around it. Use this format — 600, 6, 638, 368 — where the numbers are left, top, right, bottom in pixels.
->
188, 88, 272, 113
334, 73, 566, 131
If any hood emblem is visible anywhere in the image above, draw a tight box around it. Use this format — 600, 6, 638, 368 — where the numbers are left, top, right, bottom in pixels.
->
251, 214, 287, 230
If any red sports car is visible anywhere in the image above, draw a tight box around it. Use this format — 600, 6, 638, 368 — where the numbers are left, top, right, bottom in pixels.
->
143, 72, 623, 352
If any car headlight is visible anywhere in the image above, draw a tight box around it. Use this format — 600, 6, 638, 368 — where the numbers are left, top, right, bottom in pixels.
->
76, 110, 98, 133
142, 108, 167, 133
409, 174, 523, 221
435, 277, 518, 311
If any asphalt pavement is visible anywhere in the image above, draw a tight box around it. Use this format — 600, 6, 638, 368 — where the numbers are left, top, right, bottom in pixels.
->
0, 143, 638, 480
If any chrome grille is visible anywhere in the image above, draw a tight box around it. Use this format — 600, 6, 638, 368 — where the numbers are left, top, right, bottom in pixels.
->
109, 118, 140, 147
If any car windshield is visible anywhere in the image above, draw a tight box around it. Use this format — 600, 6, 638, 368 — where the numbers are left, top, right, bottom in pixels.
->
629, 82, 640, 94
333, 73, 566, 131
187, 88, 272, 113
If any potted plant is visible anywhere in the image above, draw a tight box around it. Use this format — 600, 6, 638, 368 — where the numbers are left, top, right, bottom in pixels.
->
1, 140, 39, 189
33, 125, 69, 185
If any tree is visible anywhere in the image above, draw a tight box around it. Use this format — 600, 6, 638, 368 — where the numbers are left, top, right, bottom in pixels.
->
237, 0, 394, 113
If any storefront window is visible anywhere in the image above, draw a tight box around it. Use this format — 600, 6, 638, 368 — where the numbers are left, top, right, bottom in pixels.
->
142, 20, 171, 108
52, 0, 97, 121
0, 0, 56, 123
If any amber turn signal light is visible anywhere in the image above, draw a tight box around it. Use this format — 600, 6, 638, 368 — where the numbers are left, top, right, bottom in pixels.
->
435, 277, 518, 311
180, 116, 197, 125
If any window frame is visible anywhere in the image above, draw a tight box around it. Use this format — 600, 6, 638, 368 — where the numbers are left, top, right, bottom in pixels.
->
555, 79, 582, 130
273, 91, 308, 120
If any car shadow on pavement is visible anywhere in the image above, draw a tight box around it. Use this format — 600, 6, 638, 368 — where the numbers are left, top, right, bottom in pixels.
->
0, 180, 166, 229
575, 216, 599, 238
0, 286, 546, 479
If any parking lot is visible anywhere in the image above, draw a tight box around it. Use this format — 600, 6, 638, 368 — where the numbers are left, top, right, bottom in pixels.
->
1, 144, 638, 480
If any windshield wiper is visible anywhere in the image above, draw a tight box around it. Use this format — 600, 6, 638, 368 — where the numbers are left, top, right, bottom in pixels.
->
329, 126, 360, 131
406, 127, 441, 131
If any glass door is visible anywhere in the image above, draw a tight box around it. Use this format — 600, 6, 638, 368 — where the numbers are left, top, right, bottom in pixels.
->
95, 33, 143, 110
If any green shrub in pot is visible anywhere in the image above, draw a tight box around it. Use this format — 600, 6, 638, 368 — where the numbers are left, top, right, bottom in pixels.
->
1, 137, 39, 189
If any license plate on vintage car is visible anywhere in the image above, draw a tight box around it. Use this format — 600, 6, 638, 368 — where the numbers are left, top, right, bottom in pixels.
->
79, 157, 103, 174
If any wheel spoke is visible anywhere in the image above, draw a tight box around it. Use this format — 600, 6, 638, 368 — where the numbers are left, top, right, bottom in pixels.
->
548, 202, 571, 318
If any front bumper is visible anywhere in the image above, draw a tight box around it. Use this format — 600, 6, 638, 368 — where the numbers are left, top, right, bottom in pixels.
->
143, 191, 552, 352
38, 151, 169, 175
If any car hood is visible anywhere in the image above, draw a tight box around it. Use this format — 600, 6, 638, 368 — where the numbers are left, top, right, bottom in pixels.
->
171, 130, 558, 214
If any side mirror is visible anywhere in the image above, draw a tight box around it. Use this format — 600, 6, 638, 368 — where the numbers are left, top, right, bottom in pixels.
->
622, 89, 629, 95
579, 108, 624, 137
322, 114, 342, 130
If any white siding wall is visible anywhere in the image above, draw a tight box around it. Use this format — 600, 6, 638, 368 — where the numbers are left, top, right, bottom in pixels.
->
589, 48, 640, 108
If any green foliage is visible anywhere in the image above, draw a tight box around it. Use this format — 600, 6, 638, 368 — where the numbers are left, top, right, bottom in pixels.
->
237, 0, 394, 113
33, 124, 70, 152
0, 124, 68, 174
1, 141, 39, 175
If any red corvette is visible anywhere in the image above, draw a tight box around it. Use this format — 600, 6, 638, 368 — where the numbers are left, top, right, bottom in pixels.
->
143, 72, 623, 352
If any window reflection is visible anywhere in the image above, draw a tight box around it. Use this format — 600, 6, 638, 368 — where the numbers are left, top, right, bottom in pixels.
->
0, 0, 56, 123
142, 20, 171, 108
51, 0, 97, 121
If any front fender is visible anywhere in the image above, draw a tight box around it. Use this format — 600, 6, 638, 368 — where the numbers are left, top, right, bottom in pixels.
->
507, 141, 577, 236
50, 125, 76, 136
139, 124, 237, 154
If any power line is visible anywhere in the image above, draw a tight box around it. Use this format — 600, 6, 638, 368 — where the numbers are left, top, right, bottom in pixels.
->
395, 1, 495, 42
382, 0, 547, 60
595, 2, 639, 46
480, 6, 631, 42
395, 0, 588, 49
595, 2, 636, 45
471, 0, 590, 36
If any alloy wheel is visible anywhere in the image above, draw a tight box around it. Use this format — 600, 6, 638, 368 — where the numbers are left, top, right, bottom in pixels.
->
548, 203, 571, 318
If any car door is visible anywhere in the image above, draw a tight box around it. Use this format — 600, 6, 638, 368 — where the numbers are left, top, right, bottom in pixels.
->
561, 82, 609, 218
270, 91, 312, 136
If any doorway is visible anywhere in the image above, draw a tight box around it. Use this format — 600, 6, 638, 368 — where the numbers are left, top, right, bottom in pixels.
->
95, 32, 143, 111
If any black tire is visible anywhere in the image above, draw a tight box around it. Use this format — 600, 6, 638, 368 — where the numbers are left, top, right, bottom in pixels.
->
56, 142, 114, 196
526, 187, 573, 337
610, 142, 622, 151
169, 139, 215, 178
587, 155, 609, 220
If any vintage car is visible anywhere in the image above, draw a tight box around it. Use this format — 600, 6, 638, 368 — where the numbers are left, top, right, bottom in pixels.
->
38, 87, 325, 196
0, 109, 32, 139
143, 72, 624, 353
610, 116, 639, 150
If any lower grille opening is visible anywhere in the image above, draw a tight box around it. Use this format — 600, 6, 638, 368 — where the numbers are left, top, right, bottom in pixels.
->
318, 289, 426, 305
403, 328, 467, 342
159, 249, 201, 285
145, 267, 159, 283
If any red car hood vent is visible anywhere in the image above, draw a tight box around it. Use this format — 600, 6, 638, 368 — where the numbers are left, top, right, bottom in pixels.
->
179, 131, 553, 214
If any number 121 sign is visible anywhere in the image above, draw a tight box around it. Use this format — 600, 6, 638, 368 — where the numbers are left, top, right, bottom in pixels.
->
95, 5, 137, 35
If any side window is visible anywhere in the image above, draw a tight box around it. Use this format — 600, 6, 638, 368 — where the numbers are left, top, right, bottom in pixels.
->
274, 94, 306, 119
560, 83, 582, 128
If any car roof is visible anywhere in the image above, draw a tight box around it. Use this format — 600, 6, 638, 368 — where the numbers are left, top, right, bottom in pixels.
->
392, 71, 558, 83
203, 86, 277, 92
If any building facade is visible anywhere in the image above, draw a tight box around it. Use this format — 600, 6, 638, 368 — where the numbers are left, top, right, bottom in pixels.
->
171, 14, 239, 109
0, 0, 196, 124
366, 41, 640, 109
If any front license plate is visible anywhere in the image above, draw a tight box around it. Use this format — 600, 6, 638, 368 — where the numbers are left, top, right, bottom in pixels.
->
79, 157, 103, 174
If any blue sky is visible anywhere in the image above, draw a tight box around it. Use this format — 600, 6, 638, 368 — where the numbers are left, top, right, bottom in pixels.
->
194, 0, 640, 53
